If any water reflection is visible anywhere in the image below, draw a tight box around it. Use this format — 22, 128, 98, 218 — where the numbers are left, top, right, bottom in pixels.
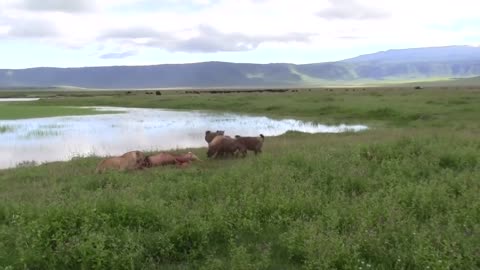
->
0, 107, 368, 169
0, 98, 40, 102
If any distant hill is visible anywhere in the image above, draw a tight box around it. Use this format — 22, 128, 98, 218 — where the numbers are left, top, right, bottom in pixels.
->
397, 76, 480, 88
342, 45, 480, 63
0, 63, 301, 89
1, 46, 480, 89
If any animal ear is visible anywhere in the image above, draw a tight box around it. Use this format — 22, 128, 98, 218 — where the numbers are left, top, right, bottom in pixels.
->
206, 130, 211, 134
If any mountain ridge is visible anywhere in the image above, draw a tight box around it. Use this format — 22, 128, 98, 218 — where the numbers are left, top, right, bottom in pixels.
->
1, 45, 480, 88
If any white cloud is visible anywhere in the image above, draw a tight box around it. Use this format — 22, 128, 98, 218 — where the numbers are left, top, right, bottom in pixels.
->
192, 0, 213, 5
0, 0, 479, 66
17, 0, 95, 13
9, 21, 58, 37
317, 0, 390, 20
100, 24, 314, 52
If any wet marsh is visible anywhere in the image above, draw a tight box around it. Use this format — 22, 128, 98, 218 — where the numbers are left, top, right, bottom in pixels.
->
0, 106, 366, 169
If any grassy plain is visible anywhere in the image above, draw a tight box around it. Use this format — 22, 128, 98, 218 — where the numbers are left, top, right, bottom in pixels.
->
3, 87, 480, 127
0, 103, 115, 120
0, 87, 479, 269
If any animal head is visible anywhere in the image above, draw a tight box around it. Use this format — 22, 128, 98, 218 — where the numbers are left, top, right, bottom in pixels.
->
133, 151, 148, 167
205, 130, 225, 143
142, 156, 151, 167
133, 151, 145, 159
186, 151, 202, 162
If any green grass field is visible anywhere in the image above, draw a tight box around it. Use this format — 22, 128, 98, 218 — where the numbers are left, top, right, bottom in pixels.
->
0, 103, 116, 120
3, 87, 480, 127
0, 87, 479, 269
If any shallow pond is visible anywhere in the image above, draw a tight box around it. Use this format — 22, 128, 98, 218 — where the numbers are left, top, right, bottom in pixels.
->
0, 98, 40, 102
0, 107, 368, 169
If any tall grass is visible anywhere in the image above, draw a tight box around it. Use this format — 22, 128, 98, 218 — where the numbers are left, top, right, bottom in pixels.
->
0, 88, 479, 269
0, 125, 14, 133
23, 129, 61, 139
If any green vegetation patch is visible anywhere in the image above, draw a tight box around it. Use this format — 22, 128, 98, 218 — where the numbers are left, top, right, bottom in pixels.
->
0, 125, 15, 133
0, 103, 119, 120
0, 87, 479, 268
23, 87, 478, 128
0, 130, 479, 269
23, 129, 61, 139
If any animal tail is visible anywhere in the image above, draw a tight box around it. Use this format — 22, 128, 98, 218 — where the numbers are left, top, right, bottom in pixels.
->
260, 134, 265, 141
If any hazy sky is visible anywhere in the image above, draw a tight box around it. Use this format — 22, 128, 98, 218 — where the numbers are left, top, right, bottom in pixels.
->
0, 0, 479, 68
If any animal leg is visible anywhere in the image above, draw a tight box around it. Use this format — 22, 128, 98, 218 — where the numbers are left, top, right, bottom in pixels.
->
176, 161, 190, 168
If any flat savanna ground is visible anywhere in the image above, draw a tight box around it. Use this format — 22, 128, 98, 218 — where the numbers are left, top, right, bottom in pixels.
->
0, 87, 479, 269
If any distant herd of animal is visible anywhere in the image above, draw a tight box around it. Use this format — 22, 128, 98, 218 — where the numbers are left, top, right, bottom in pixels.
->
95, 130, 265, 173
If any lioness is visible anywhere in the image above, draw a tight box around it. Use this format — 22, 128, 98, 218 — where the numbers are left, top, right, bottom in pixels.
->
95, 150, 147, 173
